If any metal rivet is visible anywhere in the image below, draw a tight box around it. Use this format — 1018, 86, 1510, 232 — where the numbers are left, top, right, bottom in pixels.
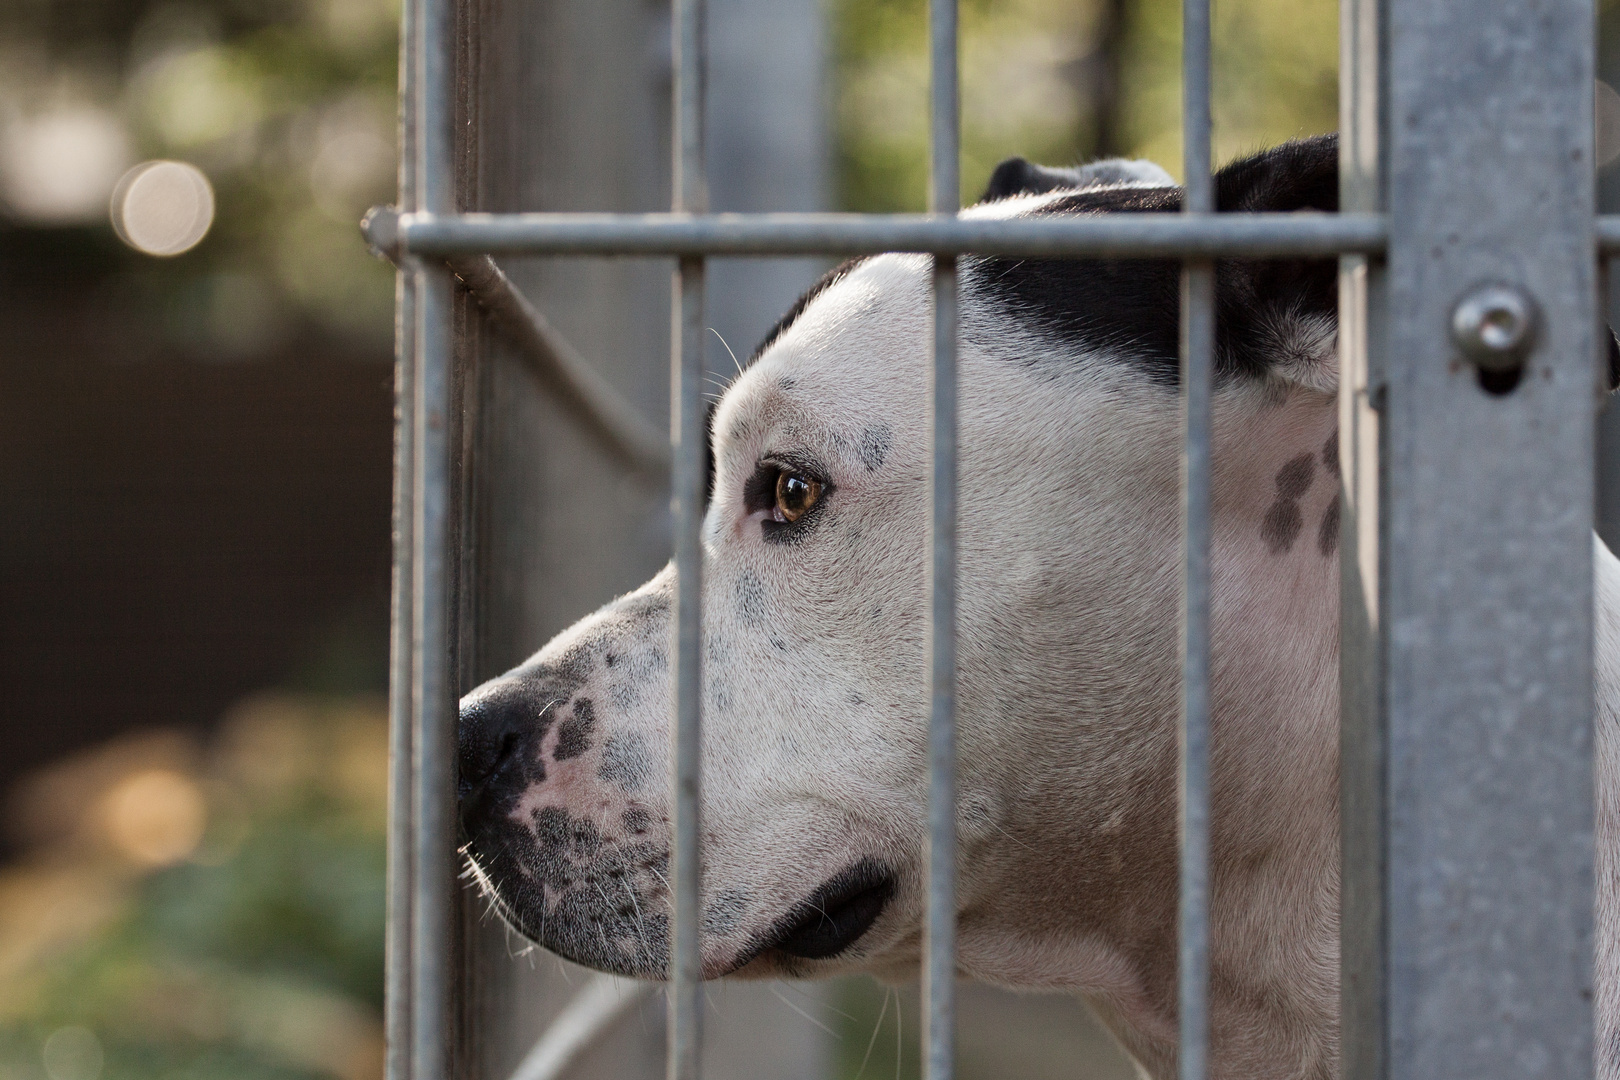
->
1451, 283, 1539, 371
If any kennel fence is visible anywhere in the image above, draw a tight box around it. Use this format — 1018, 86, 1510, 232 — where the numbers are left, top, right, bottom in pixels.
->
363, 0, 1615, 1075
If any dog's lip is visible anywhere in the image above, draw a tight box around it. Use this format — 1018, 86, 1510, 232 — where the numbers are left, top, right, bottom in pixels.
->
737, 858, 896, 965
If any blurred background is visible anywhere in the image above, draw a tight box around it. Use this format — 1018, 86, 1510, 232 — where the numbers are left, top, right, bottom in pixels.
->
1, 0, 1618, 1077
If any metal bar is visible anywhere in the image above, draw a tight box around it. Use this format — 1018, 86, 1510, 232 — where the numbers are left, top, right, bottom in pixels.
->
1379, 0, 1596, 1074
387, 267, 417, 1080
1177, 0, 1212, 1072
384, 0, 419, 1075
1598, 217, 1620, 251
504, 976, 657, 1080
669, 254, 706, 1080
408, 0, 455, 1072
923, 0, 958, 1076
1336, 0, 1385, 1071
410, 266, 455, 1080
924, 259, 959, 1080
444, 254, 670, 475
669, 0, 706, 1074
377, 209, 1388, 258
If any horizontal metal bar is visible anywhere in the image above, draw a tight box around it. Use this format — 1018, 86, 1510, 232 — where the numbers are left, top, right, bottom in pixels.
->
364, 207, 1389, 258
1599, 215, 1620, 252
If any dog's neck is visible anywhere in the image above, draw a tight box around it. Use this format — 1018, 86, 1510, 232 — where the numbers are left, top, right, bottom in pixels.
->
950, 384, 1347, 1079
950, 377, 1620, 1080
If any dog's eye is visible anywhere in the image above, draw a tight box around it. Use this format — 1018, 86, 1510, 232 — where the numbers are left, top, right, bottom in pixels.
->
774, 472, 822, 523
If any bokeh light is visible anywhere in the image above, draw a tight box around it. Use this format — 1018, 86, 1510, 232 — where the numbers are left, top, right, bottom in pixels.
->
41, 1026, 103, 1080
0, 107, 131, 223
101, 768, 207, 867
110, 160, 216, 257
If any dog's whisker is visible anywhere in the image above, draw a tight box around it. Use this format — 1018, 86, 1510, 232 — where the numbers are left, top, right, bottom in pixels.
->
768, 983, 838, 1037
893, 984, 902, 1080
853, 985, 889, 1080
773, 979, 858, 1022
710, 327, 744, 377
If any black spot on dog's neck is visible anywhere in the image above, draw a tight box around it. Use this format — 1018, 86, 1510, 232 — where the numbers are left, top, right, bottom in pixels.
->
1262, 453, 1316, 554
1318, 496, 1340, 557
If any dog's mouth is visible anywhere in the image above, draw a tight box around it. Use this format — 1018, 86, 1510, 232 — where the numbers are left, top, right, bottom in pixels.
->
757, 859, 896, 961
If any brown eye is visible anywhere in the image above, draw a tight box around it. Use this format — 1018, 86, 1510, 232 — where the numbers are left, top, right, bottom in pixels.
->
774, 471, 822, 522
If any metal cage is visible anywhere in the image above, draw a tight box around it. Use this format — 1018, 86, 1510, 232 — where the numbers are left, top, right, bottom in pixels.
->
366, 0, 1617, 1073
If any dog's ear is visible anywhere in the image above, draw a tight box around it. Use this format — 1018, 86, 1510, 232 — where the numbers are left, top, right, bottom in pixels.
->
1212, 136, 1620, 392
1207, 137, 1342, 391
982, 156, 1174, 202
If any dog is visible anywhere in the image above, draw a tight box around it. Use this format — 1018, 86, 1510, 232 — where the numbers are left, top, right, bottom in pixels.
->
456, 133, 1620, 1079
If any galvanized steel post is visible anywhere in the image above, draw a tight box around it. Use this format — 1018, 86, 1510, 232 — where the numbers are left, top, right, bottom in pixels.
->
1373, 0, 1598, 1076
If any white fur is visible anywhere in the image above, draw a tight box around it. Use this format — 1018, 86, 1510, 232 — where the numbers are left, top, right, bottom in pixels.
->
464, 240, 1620, 1080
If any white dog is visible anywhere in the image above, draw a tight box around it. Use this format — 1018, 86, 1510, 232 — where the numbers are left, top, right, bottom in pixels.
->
456, 134, 1620, 1080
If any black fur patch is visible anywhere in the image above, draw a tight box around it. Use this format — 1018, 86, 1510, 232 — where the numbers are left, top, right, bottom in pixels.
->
1261, 452, 1317, 555
984, 157, 1095, 200
553, 698, 596, 761
967, 135, 1341, 388
982, 156, 1165, 200
748, 134, 1620, 398
1319, 495, 1341, 557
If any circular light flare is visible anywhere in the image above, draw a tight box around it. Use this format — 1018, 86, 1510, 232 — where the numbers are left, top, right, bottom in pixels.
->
42, 1026, 103, 1080
110, 159, 215, 256
101, 767, 208, 866
0, 107, 132, 223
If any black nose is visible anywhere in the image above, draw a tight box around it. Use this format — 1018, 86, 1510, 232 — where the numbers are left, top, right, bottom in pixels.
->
457, 681, 549, 834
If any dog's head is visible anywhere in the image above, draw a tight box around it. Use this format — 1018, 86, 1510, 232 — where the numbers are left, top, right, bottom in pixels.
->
456, 137, 1353, 999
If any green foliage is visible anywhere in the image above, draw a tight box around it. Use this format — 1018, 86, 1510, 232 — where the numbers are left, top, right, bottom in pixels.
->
832, 0, 1339, 211
0, 697, 388, 1080
0, 0, 400, 353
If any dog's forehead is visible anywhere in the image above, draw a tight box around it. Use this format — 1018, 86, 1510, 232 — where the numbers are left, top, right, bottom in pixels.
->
717, 254, 932, 450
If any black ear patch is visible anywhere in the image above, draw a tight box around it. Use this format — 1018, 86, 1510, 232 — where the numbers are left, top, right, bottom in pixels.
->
984, 158, 1094, 200
967, 135, 1341, 387
983, 156, 1173, 201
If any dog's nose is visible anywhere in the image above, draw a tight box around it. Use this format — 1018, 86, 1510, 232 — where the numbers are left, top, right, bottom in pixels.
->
457, 681, 546, 832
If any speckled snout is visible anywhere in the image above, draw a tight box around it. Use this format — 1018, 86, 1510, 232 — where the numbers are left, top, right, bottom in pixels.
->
456, 584, 676, 977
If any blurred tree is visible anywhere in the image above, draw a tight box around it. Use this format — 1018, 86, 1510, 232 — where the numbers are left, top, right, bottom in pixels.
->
832, 0, 1338, 211
0, 0, 398, 352
0, 696, 388, 1080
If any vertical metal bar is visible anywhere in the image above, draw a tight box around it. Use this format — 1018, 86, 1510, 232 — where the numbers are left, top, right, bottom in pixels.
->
1379, 0, 1596, 1075
410, 0, 455, 1072
928, 0, 958, 214
385, 0, 420, 1076
1337, 0, 1385, 1073
1177, 0, 1212, 1073
669, 0, 706, 1077
387, 269, 417, 1080
924, 0, 958, 1077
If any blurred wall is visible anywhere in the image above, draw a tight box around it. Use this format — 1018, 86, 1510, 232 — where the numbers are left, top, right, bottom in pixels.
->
0, 229, 394, 862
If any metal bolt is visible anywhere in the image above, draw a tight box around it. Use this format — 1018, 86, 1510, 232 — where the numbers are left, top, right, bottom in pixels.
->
1451, 283, 1539, 371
